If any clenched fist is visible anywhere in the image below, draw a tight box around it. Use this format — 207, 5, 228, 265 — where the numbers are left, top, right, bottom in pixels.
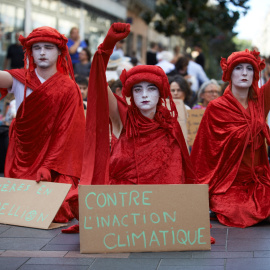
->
102, 23, 130, 51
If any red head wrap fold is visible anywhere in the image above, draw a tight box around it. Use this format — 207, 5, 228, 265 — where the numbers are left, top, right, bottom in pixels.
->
220, 49, 265, 97
120, 65, 178, 118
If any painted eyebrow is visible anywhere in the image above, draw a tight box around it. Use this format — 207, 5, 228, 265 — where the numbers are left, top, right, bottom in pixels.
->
133, 83, 156, 88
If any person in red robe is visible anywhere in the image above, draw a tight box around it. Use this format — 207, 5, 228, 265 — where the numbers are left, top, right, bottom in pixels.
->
191, 49, 270, 228
63, 23, 197, 233
0, 26, 85, 223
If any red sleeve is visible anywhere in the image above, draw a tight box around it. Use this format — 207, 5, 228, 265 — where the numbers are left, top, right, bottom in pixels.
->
114, 94, 128, 128
262, 79, 270, 118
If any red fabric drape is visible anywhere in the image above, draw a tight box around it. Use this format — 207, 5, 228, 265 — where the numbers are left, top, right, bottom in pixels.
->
110, 95, 196, 185
5, 69, 85, 179
191, 81, 270, 227
4, 69, 85, 222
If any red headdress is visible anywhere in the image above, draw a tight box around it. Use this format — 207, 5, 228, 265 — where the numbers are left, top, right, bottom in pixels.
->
120, 65, 178, 119
220, 49, 265, 97
18, 26, 78, 116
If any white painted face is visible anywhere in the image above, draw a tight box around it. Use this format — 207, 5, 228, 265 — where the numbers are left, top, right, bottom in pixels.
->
231, 63, 254, 89
132, 81, 160, 118
32, 42, 60, 69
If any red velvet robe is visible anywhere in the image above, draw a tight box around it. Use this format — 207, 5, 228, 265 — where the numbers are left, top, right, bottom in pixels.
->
110, 96, 195, 185
4, 69, 85, 222
191, 80, 270, 227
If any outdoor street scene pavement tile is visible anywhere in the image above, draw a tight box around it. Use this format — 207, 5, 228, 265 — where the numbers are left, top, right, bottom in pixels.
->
192, 251, 253, 258
41, 244, 80, 251
209, 245, 226, 251
0, 238, 50, 250
227, 238, 270, 251
228, 226, 270, 239
0, 226, 61, 238
0, 225, 11, 235
65, 251, 130, 258
159, 258, 224, 266
0, 250, 67, 257
254, 251, 270, 257
129, 251, 192, 259
49, 233, 80, 245
226, 258, 270, 270
26, 257, 95, 265
0, 257, 29, 270
89, 258, 160, 270
157, 266, 224, 270
18, 265, 90, 270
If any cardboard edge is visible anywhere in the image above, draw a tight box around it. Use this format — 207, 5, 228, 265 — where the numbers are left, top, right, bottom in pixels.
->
48, 222, 68, 229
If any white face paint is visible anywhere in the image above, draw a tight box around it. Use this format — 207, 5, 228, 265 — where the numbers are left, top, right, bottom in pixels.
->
132, 81, 160, 119
32, 42, 60, 69
231, 63, 254, 89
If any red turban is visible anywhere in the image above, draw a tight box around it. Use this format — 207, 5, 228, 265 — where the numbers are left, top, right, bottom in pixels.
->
220, 49, 266, 98
220, 49, 265, 82
120, 65, 178, 118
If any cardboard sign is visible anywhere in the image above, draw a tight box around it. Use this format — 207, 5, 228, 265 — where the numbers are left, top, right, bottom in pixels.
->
0, 177, 71, 229
187, 109, 205, 146
166, 99, 188, 145
79, 184, 211, 253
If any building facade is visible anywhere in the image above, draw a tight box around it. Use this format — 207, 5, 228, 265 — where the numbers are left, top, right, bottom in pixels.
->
0, 0, 184, 67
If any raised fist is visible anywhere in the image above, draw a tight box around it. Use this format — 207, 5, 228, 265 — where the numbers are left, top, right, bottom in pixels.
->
102, 23, 130, 50
36, 167, 51, 183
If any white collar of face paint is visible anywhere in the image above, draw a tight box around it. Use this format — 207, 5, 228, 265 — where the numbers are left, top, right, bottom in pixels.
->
132, 81, 160, 119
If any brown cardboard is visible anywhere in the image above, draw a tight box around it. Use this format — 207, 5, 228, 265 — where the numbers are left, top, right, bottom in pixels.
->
79, 184, 211, 253
0, 177, 71, 229
166, 99, 188, 145
187, 109, 205, 146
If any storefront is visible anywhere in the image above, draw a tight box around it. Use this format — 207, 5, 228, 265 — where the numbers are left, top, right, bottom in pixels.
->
0, 0, 126, 69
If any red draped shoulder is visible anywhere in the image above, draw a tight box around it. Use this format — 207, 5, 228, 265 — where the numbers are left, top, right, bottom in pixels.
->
4, 69, 85, 180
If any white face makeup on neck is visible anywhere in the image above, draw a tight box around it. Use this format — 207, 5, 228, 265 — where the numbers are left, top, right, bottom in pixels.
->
32, 42, 60, 70
132, 81, 160, 119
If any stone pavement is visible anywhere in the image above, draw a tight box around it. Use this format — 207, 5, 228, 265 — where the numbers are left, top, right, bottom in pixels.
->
1, 218, 270, 270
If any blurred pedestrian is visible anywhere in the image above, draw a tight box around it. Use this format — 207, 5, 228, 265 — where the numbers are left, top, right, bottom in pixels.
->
194, 44, 205, 69
3, 32, 24, 69
192, 79, 221, 109
170, 75, 192, 109
156, 51, 175, 74
146, 42, 158, 65
74, 47, 91, 77
67, 27, 88, 66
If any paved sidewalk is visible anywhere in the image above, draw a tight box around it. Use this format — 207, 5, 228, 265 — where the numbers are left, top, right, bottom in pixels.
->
1, 218, 270, 270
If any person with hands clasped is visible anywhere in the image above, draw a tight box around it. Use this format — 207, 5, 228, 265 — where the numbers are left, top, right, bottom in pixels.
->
64, 23, 197, 233
0, 27, 85, 223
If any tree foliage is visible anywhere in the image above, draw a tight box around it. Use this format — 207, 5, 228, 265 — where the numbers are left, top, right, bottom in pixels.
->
142, 0, 250, 78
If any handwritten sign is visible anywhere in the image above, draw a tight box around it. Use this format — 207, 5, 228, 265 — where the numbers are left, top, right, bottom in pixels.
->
79, 184, 211, 253
187, 109, 205, 146
0, 177, 71, 229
